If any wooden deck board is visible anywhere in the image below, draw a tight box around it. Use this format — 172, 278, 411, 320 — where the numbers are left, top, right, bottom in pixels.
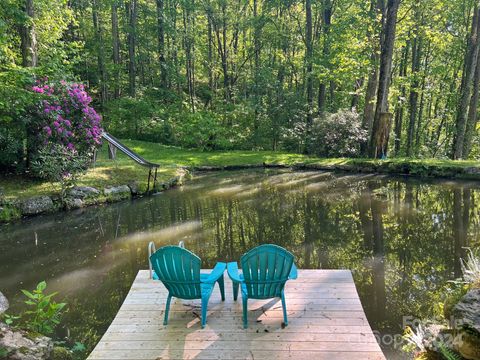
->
88, 270, 385, 360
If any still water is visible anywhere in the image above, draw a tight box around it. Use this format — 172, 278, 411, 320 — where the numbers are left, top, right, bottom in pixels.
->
1, 169, 479, 359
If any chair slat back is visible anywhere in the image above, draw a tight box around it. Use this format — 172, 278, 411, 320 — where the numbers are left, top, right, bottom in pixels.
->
150, 246, 202, 299
241, 244, 294, 299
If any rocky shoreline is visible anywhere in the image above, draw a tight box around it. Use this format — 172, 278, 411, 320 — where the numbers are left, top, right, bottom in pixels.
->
2, 160, 480, 224
0, 169, 187, 223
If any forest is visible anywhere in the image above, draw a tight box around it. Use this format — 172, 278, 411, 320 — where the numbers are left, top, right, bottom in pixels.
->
2, 0, 480, 161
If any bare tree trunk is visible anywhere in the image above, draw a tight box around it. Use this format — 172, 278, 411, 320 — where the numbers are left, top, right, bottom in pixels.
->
394, 41, 410, 155
305, 0, 314, 153
452, 2, 480, 159
126, 0, 137, 97
360, 0, 383, 156
406, 19, 422, 157
317, 0, 332, 114
351, 78, 363, 109
156, 0, 168, 88
20, 0, 38, 67
112, 1, 121, 98
92, 0, 107, 106
369, 0, 401, 158
463, 55, 480, 157
252, 0, 262, 147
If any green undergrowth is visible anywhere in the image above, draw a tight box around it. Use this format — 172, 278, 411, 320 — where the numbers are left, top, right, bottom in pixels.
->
1, 139, 479, 201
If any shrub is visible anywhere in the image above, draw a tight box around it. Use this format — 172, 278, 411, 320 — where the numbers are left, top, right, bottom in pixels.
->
29, 79, 102, 156
0, 128, 23, 170
311, 109, 367, 157
31, 144, 90, 201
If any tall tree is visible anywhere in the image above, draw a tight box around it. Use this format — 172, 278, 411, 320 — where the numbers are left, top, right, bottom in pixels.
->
369, 0, 401, 158
452, 2, 480, 159
318, 0, 333, 114
361, 0, 383, 156
92, 0, 107, 106
19, 0, 37, 67
126, 0, 138, 97
305, 0, 314, 153
406, 7, 423, 157
111, 1, 121, 98
156, 0, 168, 89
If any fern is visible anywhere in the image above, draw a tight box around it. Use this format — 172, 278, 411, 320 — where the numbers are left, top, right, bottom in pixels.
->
438, 343, 462, 360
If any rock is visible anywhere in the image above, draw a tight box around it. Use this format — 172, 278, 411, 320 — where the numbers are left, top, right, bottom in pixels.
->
104, 185, 131, 202
465, 167, 480, 175
452, 289, 480, 333
51, 346, 73, 360
19, 196, 54, 216
127, 181, 140, 195
67, 186, 100, 199
0, 291, 8, 314
454, 330, 480, 360
0, 322, 53, 359
64, 198, 84, 210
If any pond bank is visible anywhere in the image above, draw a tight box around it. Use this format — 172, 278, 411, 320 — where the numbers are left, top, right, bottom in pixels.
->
2, 139, 480, 223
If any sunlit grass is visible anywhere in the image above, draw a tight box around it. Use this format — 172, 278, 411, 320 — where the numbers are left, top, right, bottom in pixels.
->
1, 138, 479, 200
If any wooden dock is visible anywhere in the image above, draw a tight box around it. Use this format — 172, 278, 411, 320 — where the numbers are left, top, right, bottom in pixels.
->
88, 270, 385, 360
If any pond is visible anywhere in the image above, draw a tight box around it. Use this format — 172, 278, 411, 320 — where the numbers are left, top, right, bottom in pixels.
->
1, 169, 479, 359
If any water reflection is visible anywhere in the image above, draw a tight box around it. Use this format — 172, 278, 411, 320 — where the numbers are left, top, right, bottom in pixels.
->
0, 169, 479, 359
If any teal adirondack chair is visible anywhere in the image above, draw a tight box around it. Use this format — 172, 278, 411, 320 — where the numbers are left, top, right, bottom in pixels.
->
227, 244, 298, 328
150, 245, 226, 328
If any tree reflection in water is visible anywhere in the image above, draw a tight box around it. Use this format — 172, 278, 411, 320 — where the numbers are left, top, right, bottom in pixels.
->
0, 169, 478, 358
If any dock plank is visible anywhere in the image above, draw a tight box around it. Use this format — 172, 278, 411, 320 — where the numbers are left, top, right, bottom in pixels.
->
88, 270, 385, 360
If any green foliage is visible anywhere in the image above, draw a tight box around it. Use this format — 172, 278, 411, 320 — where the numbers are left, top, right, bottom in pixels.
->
438, 343, 462, 360
20, 281, 66, 335
30, 144, 89, 201
311, 109, 367, 157
0, 127, 24, 170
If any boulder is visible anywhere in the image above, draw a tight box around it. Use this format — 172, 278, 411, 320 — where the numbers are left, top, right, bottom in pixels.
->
0, 291, 8, 314
452, 289, 480, 333
67, 186, 100, 199
0, 322, 53, 359
104, 185, 131, 202
454, 330, 480, 360
19, 196, 54, 216
64, 198, 84, 210
464, 167, 480, 175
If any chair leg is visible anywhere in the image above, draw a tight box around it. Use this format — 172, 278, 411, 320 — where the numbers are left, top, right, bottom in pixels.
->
201, 296, 209, 328
242, 296, 248, 329
217, 275, 225, 301
281, 291, 288, 326
164, 293, 172, 325
233, 281, 239, 301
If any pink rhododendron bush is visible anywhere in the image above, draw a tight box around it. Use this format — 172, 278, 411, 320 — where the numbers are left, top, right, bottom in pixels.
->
29, 79, 103, 198
31, 79, 102, 154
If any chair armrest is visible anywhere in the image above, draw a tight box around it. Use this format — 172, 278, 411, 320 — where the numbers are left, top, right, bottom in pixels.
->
201, 262, 226, 284
227, 262, 243, 283
289, 263, 298, 280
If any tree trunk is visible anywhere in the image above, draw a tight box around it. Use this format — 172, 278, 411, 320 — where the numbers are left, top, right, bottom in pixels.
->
156, 0, 168, 89
394, 41, 410, 155
463, 54, 480, 157
112, 1, 121, 98
92, 0, 107, 106
360, 0, 383, 156
452, 2, 480, 159
318, 0, 332, 114
20, 0, 38, 67
305, 0, 314, 153
406, 25, 422, 157
252, 0, 262, 147
369, 0, 401, 158
127, 0, 137, 98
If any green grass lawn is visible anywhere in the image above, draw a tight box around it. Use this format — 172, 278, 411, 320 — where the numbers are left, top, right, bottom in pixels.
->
1, 139, 479, 200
